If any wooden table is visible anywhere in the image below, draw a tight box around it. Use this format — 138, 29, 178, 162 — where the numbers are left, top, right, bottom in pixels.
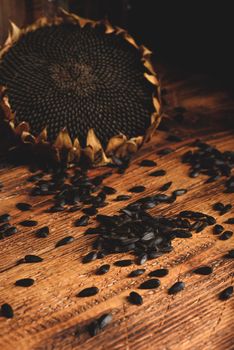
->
0, 70, 233, 350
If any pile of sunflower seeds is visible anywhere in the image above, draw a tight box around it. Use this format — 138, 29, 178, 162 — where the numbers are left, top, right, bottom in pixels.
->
182, 140, 234, 185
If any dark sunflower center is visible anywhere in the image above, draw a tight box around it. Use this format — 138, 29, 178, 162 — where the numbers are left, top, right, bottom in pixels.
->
0, 23, 155, 147
49, 61, 97, 96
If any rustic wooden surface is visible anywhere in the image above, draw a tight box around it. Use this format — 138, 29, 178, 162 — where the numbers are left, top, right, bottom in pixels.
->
0, 72, 233, 350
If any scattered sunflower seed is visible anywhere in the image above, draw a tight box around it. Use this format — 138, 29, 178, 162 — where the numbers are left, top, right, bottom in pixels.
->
74, 215, 89, 227
4, 226, 18, 236
128, 186, 146, 193
157, 148, 174, 156
148, 268, 169, 278
77, 287, 99, 297
96, 264, 110, 275
173, 189, 187, 196
149, 170, 166, 177
219, 286, 233, 300
224, 218, 234, 224
15, 278, 34, 287
223, 250, 234, 259
16, 202, 32, 211
159, 182, 172, 191
193, 266, 213, 275
114, 259, 133, 267
167, 134, 182, 142
128, 269, 146, 277
19, 220, 38, 227
114, 195, 132, 201
139, 159, 157, 167
1, 303, 14, 319
0, 214, 11, 223
102, 186, 117, 195
35, 226, 49, 238
24, 255, 43, 263
139, 279, 160, 289
213, 224, 224, 235
168, 281, 185, 294
219, 231, 233, 240
128, 291, 143, 305
82, 251, 98, 263
55, 236, 74, 248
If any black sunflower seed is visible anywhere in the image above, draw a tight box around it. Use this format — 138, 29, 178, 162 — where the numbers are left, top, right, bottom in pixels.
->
96, 264, 110, 275
128, 291, 143, 305
139, 159, 157, 167
82, 251, 98, 263
0, 214, 11, 223
147, 251, 163, 259
157, 148, 174, 155
4, 226, 18, 236
149, 170, 166, 177
205, 174, 220, 183
77, 286, 99, 297
102, 186, 117, 195
219, 286, 233, 300
213, 202, 225, 211
128, 269, 146, 277
205, 215, 216, 225
98, 313, 113, 329
114, 259, 133, 267
114, 195, 132, 201
87, 321, 99, 337
16, 202, 32, 211
1, 303, 14, 318
193, 266, 213, 275
35, 226, 49, 238
224, 218, 234, 224
219, 231, 233, 240
148, 268, 169, 278
224, 250, 234, 259
195, 221, 208, 233
168, 281, 185, 294
136, 254, 148, 265
213, 224, 224, 235
82, 206, 97, 216
189, 170, 200, 178
173, 189, 187, 196
0, 223, 11, 232
68, 205, 82, 213
139, 279, 160, 289
15, 278, 34, 287
219, 204, 232, 215
55, 236, 74, 247
24, 255, 43, 263
128, 186, 146, 193
97, 251, 106, 259
19, 220, 38, 227
48, 205, 65, 213
74, 215, 89, 226
159, 182, 172, 191
173, 230, 192, 238
167, 134, 182, 142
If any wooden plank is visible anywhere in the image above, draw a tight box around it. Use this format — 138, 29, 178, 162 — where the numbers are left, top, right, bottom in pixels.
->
0, 77, 233, 350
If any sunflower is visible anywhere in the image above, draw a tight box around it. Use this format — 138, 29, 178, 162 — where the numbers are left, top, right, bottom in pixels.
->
0, 9, 161, 166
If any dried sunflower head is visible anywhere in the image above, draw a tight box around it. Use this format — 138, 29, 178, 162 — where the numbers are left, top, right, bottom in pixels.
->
0, 9, 161, 166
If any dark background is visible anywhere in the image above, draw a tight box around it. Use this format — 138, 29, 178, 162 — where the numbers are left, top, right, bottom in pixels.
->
71, 0, 234, 89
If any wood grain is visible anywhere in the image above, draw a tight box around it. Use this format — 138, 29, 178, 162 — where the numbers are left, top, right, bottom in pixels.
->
0, 75, 233, 350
